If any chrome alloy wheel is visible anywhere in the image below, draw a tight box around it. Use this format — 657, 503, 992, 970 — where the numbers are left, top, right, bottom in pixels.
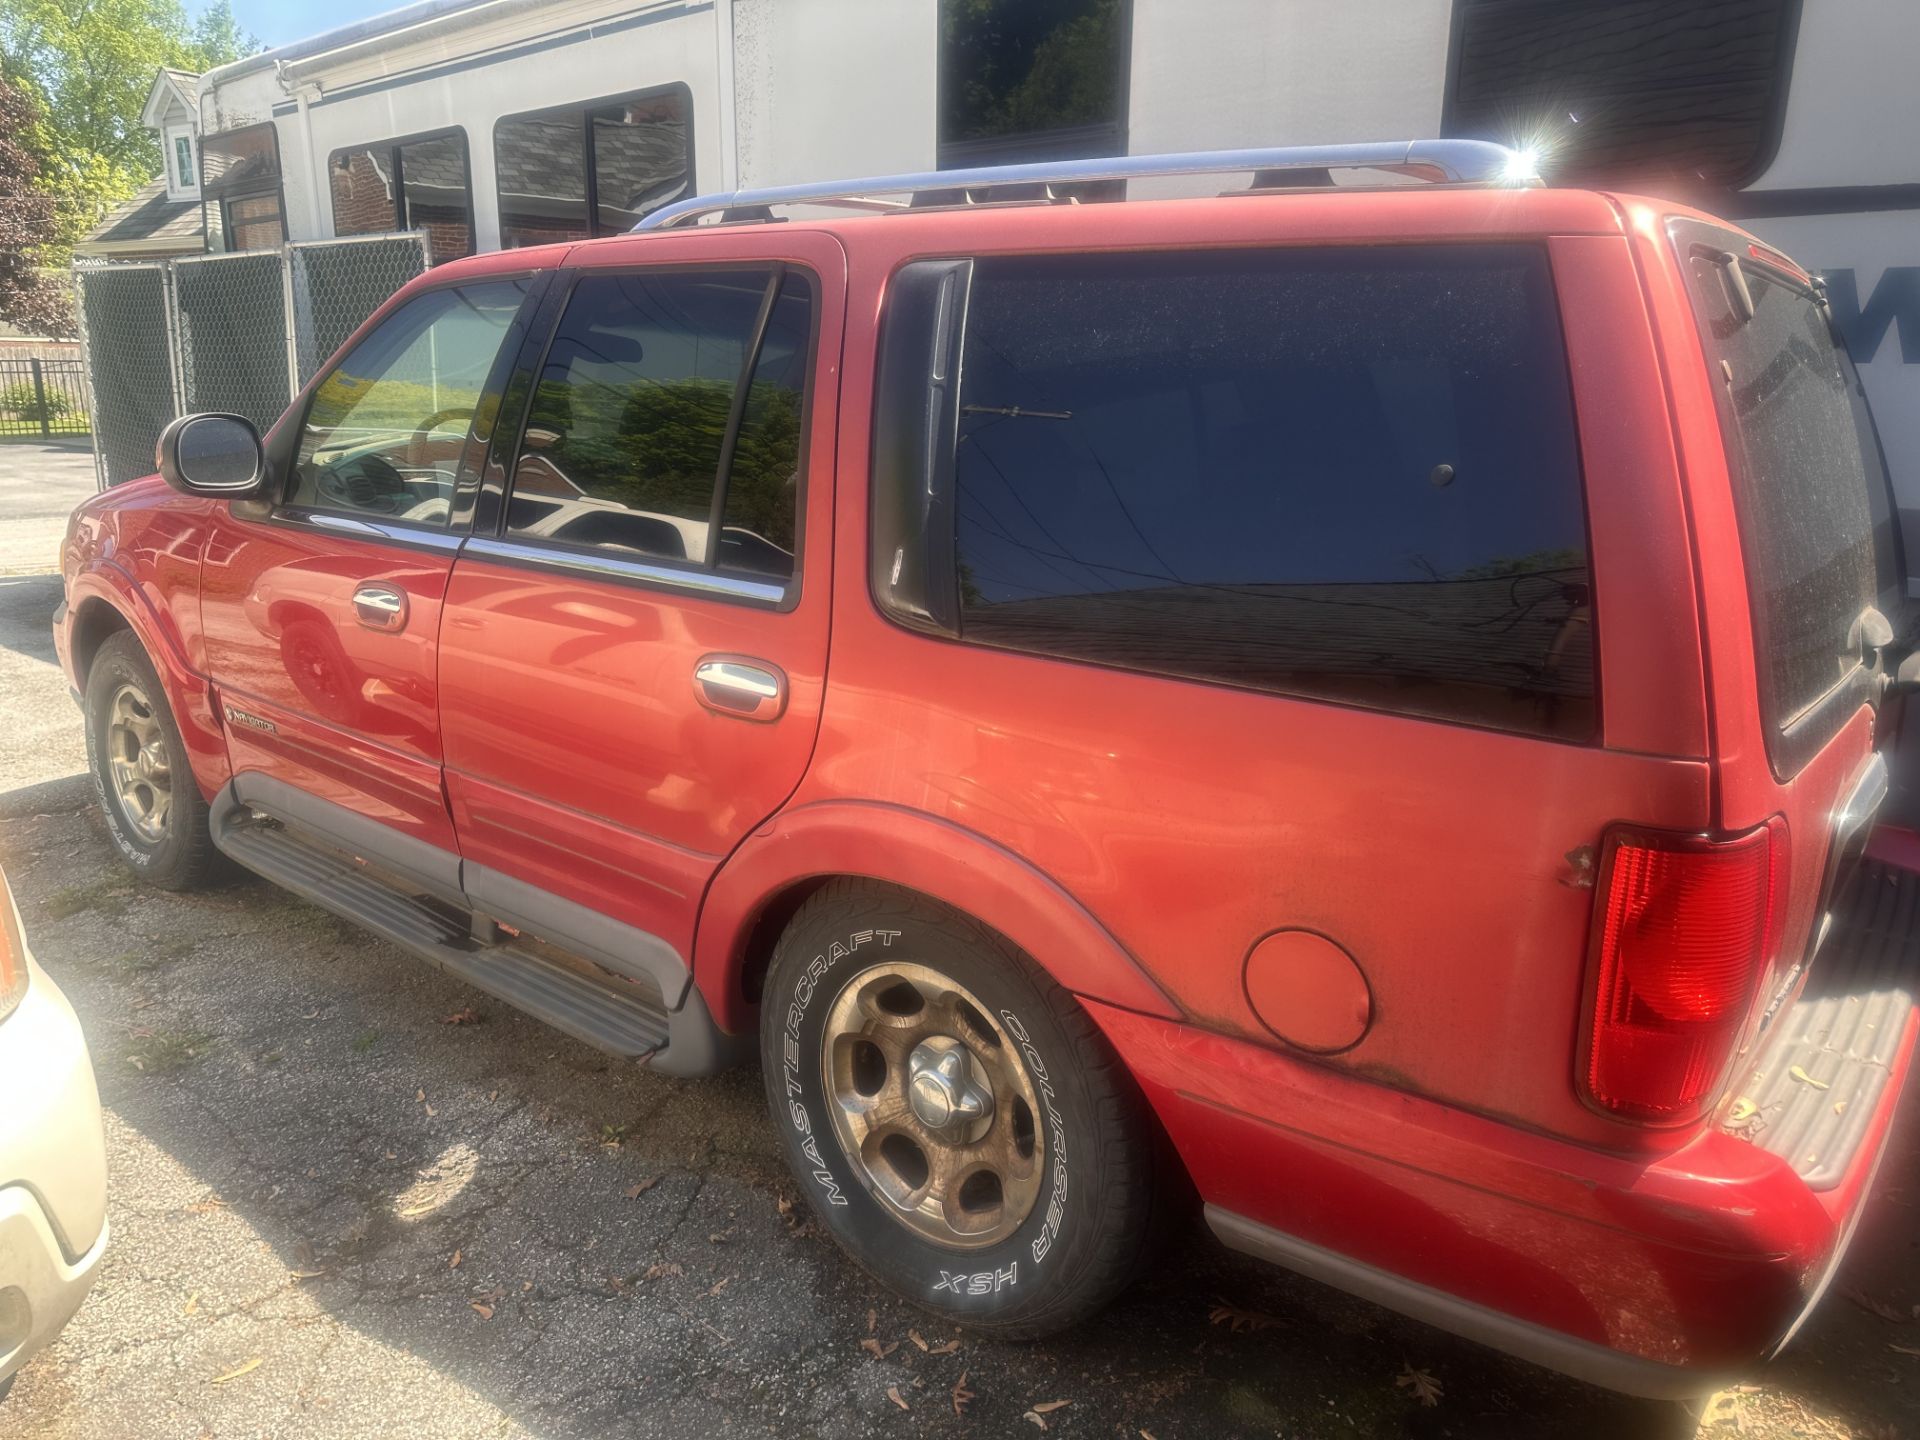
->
821, 962, 1046, 1249
104, 681, 173, 844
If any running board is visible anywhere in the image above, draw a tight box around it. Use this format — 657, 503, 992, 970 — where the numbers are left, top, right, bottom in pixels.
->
209, 793, 744, 1073
1733, 858, 1919, 1188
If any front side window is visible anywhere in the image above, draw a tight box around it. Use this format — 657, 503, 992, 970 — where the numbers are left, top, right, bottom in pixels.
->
505, 267, 811, 582
290, 279, 530, 527
938, 0, 1128, 167
329, 130, 474, 263
495, 86, 691, 248
947, 246, 1594, 739
201, 122, 284, 252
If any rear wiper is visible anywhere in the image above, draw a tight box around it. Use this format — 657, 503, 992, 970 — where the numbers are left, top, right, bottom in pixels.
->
961, 404, 1072, 420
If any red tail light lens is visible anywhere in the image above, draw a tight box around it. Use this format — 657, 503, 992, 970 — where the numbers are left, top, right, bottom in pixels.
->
1582, 821, 1787, 1123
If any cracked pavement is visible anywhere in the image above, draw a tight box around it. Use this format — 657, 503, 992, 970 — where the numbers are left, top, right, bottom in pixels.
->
2, 443, 1918, 1438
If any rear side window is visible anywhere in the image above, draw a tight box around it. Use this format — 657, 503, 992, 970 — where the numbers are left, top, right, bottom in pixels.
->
948, 246, 1594, 740
1679, 230, 1895, 773
505, 268, 811, 581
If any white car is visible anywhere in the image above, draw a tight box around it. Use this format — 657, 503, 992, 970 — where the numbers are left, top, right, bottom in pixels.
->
0, 867, 107, 1402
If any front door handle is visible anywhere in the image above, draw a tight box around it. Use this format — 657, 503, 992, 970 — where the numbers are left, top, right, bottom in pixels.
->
693, 656, 787, 722
352, 583, 409, 632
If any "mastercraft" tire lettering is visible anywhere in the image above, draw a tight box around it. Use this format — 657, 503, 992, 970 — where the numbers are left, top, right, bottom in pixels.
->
783, 929, 899, 1205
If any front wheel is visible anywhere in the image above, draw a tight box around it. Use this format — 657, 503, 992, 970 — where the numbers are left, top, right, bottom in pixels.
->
761, 881, 1160, 1336
83, 631, 218, 890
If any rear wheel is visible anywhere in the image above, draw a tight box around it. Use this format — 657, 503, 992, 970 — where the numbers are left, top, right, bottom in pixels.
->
760, 880, 1159, 1336
84, 632, 218, 890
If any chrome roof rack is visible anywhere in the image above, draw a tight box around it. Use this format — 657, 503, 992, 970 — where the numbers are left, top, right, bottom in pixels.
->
635, 139, 1536, 231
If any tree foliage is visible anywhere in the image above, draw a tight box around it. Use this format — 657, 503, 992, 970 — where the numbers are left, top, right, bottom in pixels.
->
0, 77, 74, 335
0, 0, 260, 260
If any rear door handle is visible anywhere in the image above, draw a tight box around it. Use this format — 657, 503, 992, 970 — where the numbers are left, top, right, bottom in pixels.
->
693, 656, 787, 722
352, 583, 409, 631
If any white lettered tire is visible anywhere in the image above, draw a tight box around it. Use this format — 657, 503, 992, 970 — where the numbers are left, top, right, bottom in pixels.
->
760, 880, 1161, 1336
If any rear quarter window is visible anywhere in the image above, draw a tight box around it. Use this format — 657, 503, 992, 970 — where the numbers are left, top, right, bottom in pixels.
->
1675, 222, 1897, 776
947, 245, 1595, 740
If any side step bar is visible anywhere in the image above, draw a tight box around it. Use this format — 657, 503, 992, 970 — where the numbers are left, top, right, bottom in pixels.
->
209, 789, 747, 1076
1732, 857, 1918, 1188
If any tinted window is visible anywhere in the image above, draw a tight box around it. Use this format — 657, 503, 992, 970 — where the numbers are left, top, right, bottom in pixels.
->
330, 131, 474, 263
951, 247, 1594, 739
506, 269, 810, 580
1685, 248, 1890, 745
1447, 0, 1796, 187
495, 87, 691, 248
201, 123, 283, 253
291, 280, 529, 527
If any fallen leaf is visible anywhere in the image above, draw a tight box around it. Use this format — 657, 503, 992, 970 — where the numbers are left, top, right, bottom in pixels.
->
1023, 1412, 1049, 1430
415, 1089, 426, 1102
449, 1249, 462, 1270
441, 1006, 481, 1025
1834, 1100, 1849, 1116
470, 1301, 495, 1320
210, 1357, 263, 1385
1208, 1298, 1280, 1333
624, 1177, 659, 1200
489, 1090, 498, 1102
424, 1103, 437, 1117
951, 1370, 974, 1417
1788, 1064, 1830, 1091
909, 1329, 929, 1352
1725, 1096, 1758, 1124
886, 1386, 909, 1411
708, 1228, 733, 1244
861, 1338, 899, 1359
1032, 1400, 1071, 1414
383, 1150, 397, 1161
1890, 1342, 1920, 1357
1396, 1363, 1444, 1407
182, 1292, 200, 1315
866, 1308, 877, 1335
776, 1194, 795, 1217
1141, 1432, 1158, 1440
397, 1201, 438, 1218
644, 1261, 682, 1280
288, 1268, 327, 1279
1845, 1289, 1909, 1324
707, 1275, 732, 1297
301, 1008, 320, 1020
929, 1338, 961, 1355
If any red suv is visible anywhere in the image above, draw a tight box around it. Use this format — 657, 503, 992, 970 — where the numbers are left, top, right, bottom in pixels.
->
55, 143, 1917, 1396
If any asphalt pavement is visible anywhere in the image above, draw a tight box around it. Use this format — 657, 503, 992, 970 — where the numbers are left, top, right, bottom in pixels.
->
0, 439, 1915, 1438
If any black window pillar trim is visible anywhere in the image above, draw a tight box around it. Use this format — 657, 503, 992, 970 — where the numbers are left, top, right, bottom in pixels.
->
704, 263, 786, 567
870, 257, 971, 637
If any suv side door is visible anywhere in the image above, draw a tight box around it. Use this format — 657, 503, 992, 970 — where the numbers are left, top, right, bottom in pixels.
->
199, 274, 539, 859
436, 230, 844, 968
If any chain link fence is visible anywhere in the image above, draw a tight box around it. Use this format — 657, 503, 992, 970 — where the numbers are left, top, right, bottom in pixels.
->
290, 234, 431, 389
74, 232, 430, 486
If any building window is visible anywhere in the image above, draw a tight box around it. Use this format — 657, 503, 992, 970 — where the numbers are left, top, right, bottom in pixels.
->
494, 85, 692, 249
173, 133, 195, 191
200, 122, 285, 251
938, 245, 1594, 740
1444, 0, 1800, 190
329, 130, 474, 263
938, 0, 1129, 168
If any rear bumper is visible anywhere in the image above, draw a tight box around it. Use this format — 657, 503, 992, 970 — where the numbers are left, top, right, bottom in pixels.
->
1088, 998, 1913, 1397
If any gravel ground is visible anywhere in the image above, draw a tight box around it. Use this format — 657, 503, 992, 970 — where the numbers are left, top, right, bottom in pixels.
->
2, 446, 1918, 1438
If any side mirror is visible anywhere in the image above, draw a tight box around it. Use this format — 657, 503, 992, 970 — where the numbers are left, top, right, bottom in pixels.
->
156, 413, 267, 497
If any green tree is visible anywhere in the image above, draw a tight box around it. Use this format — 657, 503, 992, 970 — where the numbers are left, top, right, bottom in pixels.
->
0, 0, 259, 261
0, 77, 73, 335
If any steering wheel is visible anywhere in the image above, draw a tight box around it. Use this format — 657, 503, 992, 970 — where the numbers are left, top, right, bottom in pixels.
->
408, 407, 475, 467
316, 452, 408, 514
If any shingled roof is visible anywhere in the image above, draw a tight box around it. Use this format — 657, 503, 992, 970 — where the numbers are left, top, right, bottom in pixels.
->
75, 176, 204, 258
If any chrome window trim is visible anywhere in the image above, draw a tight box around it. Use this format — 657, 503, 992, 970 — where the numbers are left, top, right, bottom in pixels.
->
463, 535, 790, 605
272, 507, 466, 552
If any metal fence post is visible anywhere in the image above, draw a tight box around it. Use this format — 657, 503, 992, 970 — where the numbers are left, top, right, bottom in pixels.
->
29, 358, 49, 437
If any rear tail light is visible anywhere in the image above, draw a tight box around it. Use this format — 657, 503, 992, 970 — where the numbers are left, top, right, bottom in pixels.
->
0, 871, 27, 1025
1581, 820, 1788, 1123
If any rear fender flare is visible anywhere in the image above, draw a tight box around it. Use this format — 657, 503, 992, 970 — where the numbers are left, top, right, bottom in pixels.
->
694, 799, 1181, 1033
66, 564, 228, 798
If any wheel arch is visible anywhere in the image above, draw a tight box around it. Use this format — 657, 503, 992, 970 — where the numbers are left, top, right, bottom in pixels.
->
694, 800, 1181, 1035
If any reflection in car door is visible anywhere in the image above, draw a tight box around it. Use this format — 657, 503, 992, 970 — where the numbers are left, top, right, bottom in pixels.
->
436, 232, 845, 968
198, 276, 535, 852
